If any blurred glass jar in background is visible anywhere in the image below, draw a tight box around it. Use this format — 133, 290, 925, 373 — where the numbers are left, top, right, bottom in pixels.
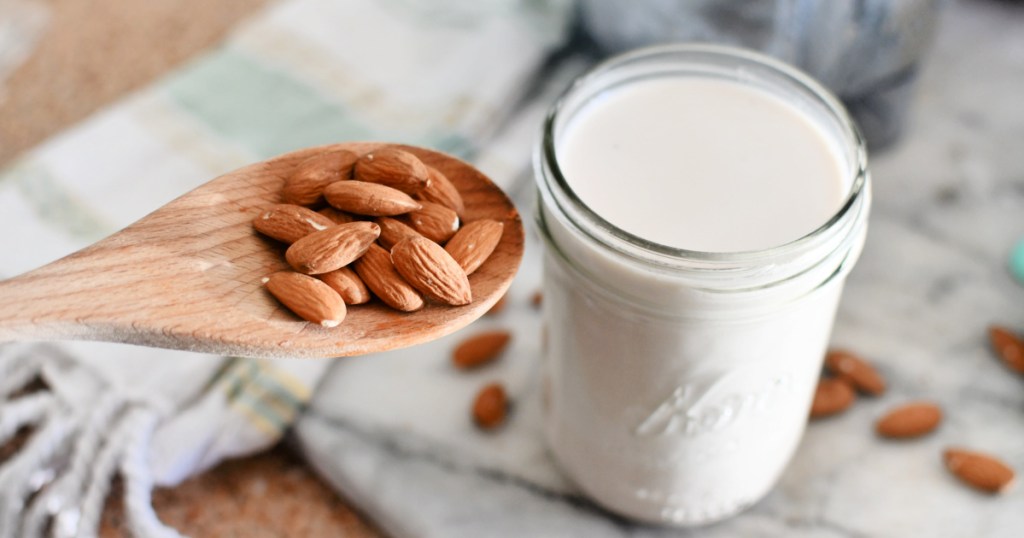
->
579, 0, 945, 150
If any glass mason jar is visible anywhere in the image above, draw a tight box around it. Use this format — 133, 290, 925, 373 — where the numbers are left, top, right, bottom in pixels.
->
534, 45, 871, 526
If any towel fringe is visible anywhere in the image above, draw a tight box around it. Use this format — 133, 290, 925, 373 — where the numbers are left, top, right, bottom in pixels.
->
0, 343, 188, 538
0, 348, 42, 399
121, 408, 184, 538
1, 341, 299, 538
0, 393, 54, 447
19, 394, 126, 538
0, 411, 74, 537
73, 406, 142, 538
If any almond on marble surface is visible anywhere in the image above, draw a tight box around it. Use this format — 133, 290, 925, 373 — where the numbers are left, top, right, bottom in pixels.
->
824, 349, 886, 396
944, 448, 1016, 494
809, 378, 856, 419
263, 272, 346, 327
354, 147, 430, 195
323, 181, 422, 217
404, 202, 459, 244
281, 149, 358, 206
318, 267, 371, 305
253, 204, 334, 244
876, 401, 942, 439
453, 330, 511, 370
417, 166, 465, 216
444, 219, 503, 275
989, 325, 1024, 374
352, 243, 424, 312
472, 382, 508, 430
391, 237, 471, 306
285, 222, 380, 275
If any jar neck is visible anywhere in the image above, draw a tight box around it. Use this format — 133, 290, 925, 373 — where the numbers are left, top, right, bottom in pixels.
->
535, 44, 870, 294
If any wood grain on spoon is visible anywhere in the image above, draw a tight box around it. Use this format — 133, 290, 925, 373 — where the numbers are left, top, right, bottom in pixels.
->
0, 143, 524, 358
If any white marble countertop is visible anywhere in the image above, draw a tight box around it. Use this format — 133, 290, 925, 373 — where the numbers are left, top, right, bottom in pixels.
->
295, 1, 1024, 536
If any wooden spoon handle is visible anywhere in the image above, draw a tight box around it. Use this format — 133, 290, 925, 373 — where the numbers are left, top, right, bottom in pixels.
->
0, 242, 170, 344
0, 273, 76, 342
0, 251, 109, 342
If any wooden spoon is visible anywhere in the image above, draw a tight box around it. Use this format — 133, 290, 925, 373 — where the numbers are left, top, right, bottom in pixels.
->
0, 143, 524, 358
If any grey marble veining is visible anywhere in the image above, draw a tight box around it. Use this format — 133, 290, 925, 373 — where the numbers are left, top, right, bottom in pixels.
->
294, 1, 1024, 536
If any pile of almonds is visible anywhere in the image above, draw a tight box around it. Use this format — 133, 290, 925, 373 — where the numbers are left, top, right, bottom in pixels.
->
810, 325, 1023, 495
253, 146, 504, 327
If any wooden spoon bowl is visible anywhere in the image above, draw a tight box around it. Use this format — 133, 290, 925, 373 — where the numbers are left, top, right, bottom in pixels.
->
0, 143, 524, 358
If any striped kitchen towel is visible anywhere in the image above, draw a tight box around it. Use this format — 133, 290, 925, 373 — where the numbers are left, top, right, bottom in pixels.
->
0, 1, 572, 536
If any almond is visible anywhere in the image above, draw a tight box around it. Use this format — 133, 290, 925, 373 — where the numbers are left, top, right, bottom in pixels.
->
376, 217, 424, 250
285, 221, 380, 275
453, 330, 511, 369
486, 293, 508, 316
318, 207, 357, 225
323, 180, 422, 217
824, 349, 886, 396
263, 271, 346, 327
809, 378, 856, 419
281, 149, 358, 206
989, 325, 1024, 374
417, 166, 465, 216
876, 401, 942, 438
253, 204, 334, 244
944, 448, 1016, 494
352, 243, 424, 312
404, 202, 459, 244
318, 267, 371, 305
354, 147, 430, 195
472, 382, 507, 430
444, 219, 503, 275
391, 237, 472, 306
531, 290, 543, 309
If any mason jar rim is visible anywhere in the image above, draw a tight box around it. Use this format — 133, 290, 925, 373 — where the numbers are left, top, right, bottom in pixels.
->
537, 43, 869, 270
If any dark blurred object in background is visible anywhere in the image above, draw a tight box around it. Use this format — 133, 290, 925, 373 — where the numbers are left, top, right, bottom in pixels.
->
578, 0, 946, 151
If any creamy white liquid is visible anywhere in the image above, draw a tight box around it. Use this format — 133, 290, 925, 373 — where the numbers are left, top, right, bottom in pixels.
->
539, 70, 870, 526
558, 77, 847, 252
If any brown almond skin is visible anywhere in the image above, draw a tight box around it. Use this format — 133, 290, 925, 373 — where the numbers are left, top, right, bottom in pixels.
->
472, 383, 508, 430
264, 272, 346, 327
444, 219, 503, 275
281, 149, 358, 206
809, 378, 856, 419
404, 202, 459, 244
417, 166, 465, 216
354, 147, 430, 195
876, 401, 942, 439
391, 237, 472, 306
318, 207, 358, 225
318, 267, 371, 305
323, 180, 422, 217
453, 330, 512, 369
944, 448, 1017, 494
824, 349, 886, 396
376, 217, 424, 250
285, 221, 380, 275
253, 204, 334, 244
989, 325, 1024, 374
352, 243, 424, 312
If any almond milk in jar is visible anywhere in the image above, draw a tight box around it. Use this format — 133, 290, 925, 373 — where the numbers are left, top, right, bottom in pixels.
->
534, 45, 871, 526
